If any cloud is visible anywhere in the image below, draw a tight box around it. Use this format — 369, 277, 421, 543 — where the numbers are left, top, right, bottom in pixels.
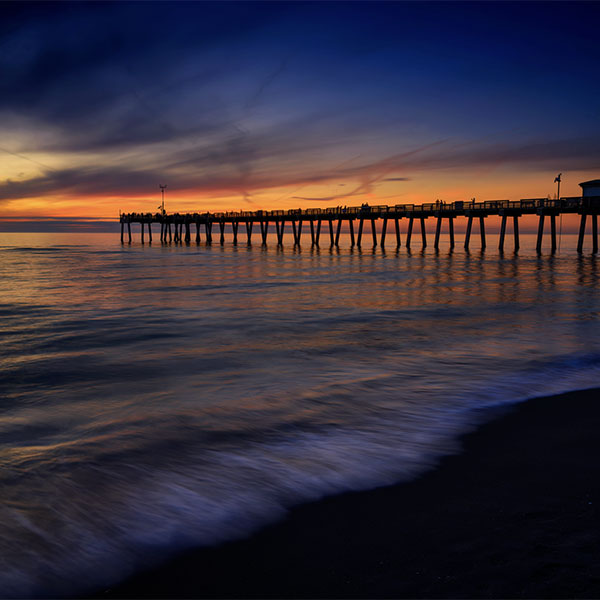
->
1, 134, 599, 206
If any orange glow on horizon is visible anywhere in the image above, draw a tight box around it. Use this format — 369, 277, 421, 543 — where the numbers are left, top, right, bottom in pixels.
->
2, 167, 597, 236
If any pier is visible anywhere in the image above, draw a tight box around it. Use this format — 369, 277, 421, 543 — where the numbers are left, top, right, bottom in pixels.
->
120, 194, 600, 254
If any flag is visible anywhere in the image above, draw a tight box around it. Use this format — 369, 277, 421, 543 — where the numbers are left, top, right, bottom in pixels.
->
554, 174, 562, 183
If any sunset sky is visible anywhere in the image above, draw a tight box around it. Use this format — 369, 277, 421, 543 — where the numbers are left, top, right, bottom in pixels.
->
1, 1, 599, 228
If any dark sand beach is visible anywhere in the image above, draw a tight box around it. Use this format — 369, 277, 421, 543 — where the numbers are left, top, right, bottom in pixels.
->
98, 388, 600, 599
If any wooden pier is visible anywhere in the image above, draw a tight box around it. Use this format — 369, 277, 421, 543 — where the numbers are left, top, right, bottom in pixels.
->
120, 195, 600, 254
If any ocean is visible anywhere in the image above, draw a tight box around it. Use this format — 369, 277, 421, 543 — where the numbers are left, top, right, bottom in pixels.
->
1, 230, 599, 597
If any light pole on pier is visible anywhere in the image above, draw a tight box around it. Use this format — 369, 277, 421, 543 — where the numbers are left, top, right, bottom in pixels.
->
554, 173, 562, 201
159, 184, 167, 215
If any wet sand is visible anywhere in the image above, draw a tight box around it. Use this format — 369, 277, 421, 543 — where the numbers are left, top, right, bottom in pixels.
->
98, 388, 600, 598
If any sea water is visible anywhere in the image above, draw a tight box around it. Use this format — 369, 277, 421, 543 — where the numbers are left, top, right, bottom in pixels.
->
1, 231, 599, 596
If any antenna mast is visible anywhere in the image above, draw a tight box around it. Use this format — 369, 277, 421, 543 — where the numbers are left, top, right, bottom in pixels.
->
159, 184, 167, 215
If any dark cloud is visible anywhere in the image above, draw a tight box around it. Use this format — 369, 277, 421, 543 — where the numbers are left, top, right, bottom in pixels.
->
2, 135, 600, 205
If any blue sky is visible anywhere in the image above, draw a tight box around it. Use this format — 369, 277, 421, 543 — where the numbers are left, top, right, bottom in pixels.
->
1, 1, 599, 222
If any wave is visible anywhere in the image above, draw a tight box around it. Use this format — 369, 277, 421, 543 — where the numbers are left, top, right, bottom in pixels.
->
1, 351, 599, 597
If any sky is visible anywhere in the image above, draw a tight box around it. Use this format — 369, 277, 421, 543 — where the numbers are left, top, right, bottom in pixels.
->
1, 1, 599, 229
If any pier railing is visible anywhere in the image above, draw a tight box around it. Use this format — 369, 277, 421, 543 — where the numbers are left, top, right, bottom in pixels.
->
120, 195, 600, 253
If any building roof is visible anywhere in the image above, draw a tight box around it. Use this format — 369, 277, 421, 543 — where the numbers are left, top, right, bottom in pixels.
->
579, 180, 600, 187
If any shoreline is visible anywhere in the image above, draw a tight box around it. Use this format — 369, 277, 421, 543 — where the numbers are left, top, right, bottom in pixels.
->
95, 388, 600, 598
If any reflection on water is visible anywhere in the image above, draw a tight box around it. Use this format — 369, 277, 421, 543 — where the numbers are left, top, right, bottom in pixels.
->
0, 232, 599, 596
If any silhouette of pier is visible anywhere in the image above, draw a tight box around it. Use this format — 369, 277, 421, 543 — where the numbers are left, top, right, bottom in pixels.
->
120, 194, 600, 254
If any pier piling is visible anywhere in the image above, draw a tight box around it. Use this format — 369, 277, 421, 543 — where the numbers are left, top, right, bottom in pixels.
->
380, 218, 388, 248
420, 218, 427, 248
406, 217, 414, 249
294, 220, 303, 246
536, 214, 545, 254
328, 218, 334, 247
276, 220, 285, 246
260, 220, 268, 245
464, 216, 473, 250
577, 213, 587, 253
499, 215, 507, 251
335, 219, 342, 247
435, 216, 442, 250
479, 217, 486, 250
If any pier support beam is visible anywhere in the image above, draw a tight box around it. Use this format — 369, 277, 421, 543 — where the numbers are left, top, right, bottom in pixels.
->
479, 217, 486, 250
406, 217, 414, 249
434, 216, 442, 250
168, 223, 172, 243
127, 221, 131, 243
499, 215, 507, 251
148, 222, 152, 243
420, 218, 427, 248
141, 222, 145, 243
260, 220, 268, 245
310, 220, 315, 246
349, 219, 355, 247
219, 221, 225, 245
328, 218, 334, 247
159, 222, 163, 243
371, 219, 378, 247
315, 220, 322, 246
196, 222, 200, 244
594, 215, 599, 254
395, 218, 401, 248
513, 216, 520, 251
380, 218, 388, 248
536, 214, 545, 254
205, 221, 212, 244
551, 214, 557, 253
120, 222, 124, 243
357, 219, 364, 248
293, 220, 303, 246
276, 220, 285, 246
434, 217, 455, 250
246, 221, 253, 245
577, 214, 587, 253
334, 219, 342, 247
185, 222, 191, 244
232, 221, 239, 245
464, 216, 473, 250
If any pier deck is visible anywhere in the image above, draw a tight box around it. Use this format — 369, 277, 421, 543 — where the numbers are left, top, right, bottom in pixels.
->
120, 196, 600, 253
